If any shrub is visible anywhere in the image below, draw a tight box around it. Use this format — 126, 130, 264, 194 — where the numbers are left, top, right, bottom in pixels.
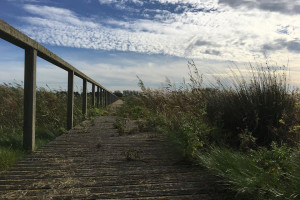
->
200, 64, 297, 147
88, 108, 101, 117
114, 117, 126, 135
116, 96, 149, 119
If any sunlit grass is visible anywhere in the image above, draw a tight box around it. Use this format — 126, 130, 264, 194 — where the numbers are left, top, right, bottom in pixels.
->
115, 61, 300, 199
0, 83, 105, 171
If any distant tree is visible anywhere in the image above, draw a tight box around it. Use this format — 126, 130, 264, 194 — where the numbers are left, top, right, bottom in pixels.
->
113, 90, 123, 97
74, 91, 81, 97
122, 90, 140, 97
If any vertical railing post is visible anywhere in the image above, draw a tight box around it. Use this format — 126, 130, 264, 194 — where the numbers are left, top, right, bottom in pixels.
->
92, 83, 95, 107
102, 89, 105, 107
105, 91, 108, 107
99, 88, 103, 107
106, 91, 109, 106
96, 86, 100, 108
23, 48, 37, 152
82, 79, 87, 117
67, 70, 74, 130
103, 90, 106, 107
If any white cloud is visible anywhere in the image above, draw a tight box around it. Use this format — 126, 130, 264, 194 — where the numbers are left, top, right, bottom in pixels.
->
23, 5, 98, 28
3, 1, 300, 91
98, 0, 143, 6
19, 4, 300, 72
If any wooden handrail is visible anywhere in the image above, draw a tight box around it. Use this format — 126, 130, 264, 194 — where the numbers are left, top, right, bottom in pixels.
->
0, 19, 118, 151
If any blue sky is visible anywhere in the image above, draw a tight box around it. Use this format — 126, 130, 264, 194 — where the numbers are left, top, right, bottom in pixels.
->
0, 0, 300, 91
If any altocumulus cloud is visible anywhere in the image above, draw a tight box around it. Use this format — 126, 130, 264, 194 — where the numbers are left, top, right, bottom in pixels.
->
219, 0, 300, 15
19, 1, 300, 63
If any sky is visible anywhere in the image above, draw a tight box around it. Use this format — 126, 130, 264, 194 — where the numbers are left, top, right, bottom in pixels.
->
0, 0, 300, 91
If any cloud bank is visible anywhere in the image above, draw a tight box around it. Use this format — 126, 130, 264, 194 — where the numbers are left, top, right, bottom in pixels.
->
18, 1, 300, 65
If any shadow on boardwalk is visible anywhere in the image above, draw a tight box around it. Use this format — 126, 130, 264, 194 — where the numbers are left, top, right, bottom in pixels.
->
0, 100, 233, 199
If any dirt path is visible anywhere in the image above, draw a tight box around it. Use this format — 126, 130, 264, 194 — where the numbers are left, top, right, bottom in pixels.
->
0, 101, 233, 199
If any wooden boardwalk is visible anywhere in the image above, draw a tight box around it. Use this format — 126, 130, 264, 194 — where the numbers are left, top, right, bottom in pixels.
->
0, 104, 232, 199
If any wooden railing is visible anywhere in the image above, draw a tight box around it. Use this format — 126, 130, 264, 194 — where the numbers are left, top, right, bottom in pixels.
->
0, 19, 118, 151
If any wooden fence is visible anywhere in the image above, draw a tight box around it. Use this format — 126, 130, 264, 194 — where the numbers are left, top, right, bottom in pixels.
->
0, 19, 118, 151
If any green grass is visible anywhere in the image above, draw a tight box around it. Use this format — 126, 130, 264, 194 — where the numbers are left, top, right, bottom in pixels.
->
0, 127, 66, 170
115, 61, 300, 199
0, 83, 105, 171
0, 147, 25, 171
197, 146, 300, 199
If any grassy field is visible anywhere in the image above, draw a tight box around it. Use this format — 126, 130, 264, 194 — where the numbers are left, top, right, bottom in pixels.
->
115, 62, 300, 200
0, 83, 105, 171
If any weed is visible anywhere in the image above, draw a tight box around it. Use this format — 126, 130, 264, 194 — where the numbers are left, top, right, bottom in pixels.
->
0, 147, 25, 171
123, 147, 143, 161
88, 108, 101, 118
114, 117, 126, 135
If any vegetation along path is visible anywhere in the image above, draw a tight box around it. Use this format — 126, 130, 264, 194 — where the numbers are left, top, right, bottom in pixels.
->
0, 100, 232, 199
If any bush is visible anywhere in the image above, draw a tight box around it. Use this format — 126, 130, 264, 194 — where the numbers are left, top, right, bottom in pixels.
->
251, 142, 292, 178
88, 108, 101, 117
201, 64, 297, 147
116, 96, 149, 119
166, 114, 211, 158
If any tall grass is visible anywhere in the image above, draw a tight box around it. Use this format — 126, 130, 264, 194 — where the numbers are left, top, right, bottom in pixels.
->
0, 83, 102, 171
116, 61, 300, 199
197, 145, 300, 199
202, 64, 297, 147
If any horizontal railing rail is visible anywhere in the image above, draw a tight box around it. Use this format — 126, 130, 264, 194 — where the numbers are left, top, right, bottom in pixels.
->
0, 19, 118, 151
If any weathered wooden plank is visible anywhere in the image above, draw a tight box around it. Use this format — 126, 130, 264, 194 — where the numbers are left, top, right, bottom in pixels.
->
67, 71, 74, 130
23, 48, 37, 152
0, 113, 233, 199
